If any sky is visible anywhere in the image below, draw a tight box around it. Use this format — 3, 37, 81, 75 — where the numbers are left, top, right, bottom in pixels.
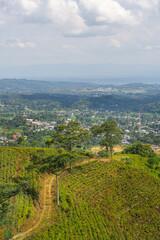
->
0, 0, 160, 79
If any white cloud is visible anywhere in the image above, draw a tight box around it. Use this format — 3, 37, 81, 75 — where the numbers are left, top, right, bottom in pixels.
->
20, 0, 40, 15
141, 45, 160, 50
25, 41, 36, 48
62, 44, 76, 50
110, 39, 121, 48
0, 38, 36, 48
47, 0, 87, 36
0, 0, 41, 17
62, 44, 82, 54
79, 0, 138, 26
0, 0, 159, 42
126, 0, 159, 10
0, 0, 140, 36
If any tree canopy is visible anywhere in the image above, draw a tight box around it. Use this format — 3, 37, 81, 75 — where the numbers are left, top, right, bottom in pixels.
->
122, 142, 156, 158
51, 121, 90, 151
91, 120, 123, 158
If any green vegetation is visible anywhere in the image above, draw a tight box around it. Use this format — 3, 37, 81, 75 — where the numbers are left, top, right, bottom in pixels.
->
0, 139, 160, 240
122, 142, 156, 158
50, 121, 90, 151
0, 147, 59, 239
1, 90, 160, 114
92, 120, 123, 157
1, 84, 160, 148
1, 79, 160, 239
30, 150, 83, 205
0, 79, 93, 94
27, 161, 160, 240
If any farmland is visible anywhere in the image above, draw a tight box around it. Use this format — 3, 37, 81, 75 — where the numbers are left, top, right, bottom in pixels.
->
26, 159, 160, 240
0, 147, 58, 239
0, 144, 160, 240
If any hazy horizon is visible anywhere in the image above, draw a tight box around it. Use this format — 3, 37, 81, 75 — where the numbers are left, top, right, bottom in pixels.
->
0, 63, 160, 84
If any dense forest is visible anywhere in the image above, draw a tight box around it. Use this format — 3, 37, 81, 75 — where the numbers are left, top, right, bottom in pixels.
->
1, 79, 160, 114
0, 79, 94, 94
1, 92, 160, 113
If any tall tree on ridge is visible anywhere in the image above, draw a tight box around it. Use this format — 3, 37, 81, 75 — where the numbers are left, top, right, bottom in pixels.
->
92, 120, 123, 158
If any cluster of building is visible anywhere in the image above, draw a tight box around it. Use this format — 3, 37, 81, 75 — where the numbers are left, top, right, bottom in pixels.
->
26, 119, 56, 131
0, 132, 22, 145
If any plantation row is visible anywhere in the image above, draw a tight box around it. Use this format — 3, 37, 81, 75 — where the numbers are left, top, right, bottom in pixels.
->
0, 147, 58, 239
113, 153, 160, 179
28, 161, 160, 240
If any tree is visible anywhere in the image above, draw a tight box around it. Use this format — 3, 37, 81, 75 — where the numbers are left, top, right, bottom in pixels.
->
122, 142, 156, 158
0, 183, 19, 205
45, 138, 52, 148
51, 121, 90, 151
31, 152, 67, 205
56, 152, 83, 171
147, 157, 159, 169
91, 120, 123, 158
31, 151, 80, 205
47, 153, 82, 204
17, 136, 26, 146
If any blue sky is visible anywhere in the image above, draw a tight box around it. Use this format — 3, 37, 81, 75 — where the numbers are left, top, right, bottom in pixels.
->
0, 0, 160, 78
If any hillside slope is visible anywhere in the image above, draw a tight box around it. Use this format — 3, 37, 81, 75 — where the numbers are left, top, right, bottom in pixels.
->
0, 147, 59, 240
27, 161, 160, 240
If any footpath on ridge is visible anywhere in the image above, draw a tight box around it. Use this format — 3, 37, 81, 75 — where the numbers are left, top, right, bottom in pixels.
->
10, 157, 112, 240
11, 175, 56, 240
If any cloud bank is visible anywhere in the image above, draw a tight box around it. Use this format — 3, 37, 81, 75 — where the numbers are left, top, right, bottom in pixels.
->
0, 0, 159, 37
0, 0, 160, 67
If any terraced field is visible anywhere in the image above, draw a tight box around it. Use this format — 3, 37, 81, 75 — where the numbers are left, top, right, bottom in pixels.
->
27, 160, 160, 240
0, 147, 58, 240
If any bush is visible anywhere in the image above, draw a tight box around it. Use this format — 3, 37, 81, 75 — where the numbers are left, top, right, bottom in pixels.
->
98, 150, 108, 158
78, 150, 96, 158
122, 142, 156, 158
147, 157, 159, 169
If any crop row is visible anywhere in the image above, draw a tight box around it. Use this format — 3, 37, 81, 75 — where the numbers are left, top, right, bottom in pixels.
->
28, 160, 160, 240
0, 146, 58, 239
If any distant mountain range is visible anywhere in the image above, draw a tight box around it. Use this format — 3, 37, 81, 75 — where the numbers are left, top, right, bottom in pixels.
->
0, 79, 94, 93
0, 64, 160, 83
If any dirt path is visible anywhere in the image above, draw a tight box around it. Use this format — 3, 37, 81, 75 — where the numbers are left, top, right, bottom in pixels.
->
11, 175, 55, 240
10, 157, 115, 240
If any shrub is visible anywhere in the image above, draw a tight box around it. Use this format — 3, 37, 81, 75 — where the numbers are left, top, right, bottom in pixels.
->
122, 142, 156, 158
98, 150, 107, 158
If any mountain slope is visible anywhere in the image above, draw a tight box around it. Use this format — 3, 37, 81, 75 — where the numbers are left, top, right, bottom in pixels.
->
0, 79, 93, 93
27, 161, 160, 240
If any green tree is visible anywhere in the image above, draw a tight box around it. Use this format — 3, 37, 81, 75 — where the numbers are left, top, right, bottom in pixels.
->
147, 157, 159, 169
45, 138, 52, 148
17, 136, 25, 146
57, 152, 83, 171
92, 120, 123, 158
0, 183, 19, 205
31, 153, 67, 205
12, 115, 27, 128
31, 151, 83, 205
51, 121, 90, 151
123, 142, 156, 158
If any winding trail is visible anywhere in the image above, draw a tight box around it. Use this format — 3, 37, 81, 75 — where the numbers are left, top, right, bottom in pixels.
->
10, 158, 111, 240
11, 175, 55, 240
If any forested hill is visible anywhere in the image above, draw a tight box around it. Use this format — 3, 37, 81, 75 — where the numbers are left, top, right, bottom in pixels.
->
1, 92, 160, 113
0, 79, 54, 93
1, 79, 160, 95
73, 94, 160, 112
0, 79, 94, 93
